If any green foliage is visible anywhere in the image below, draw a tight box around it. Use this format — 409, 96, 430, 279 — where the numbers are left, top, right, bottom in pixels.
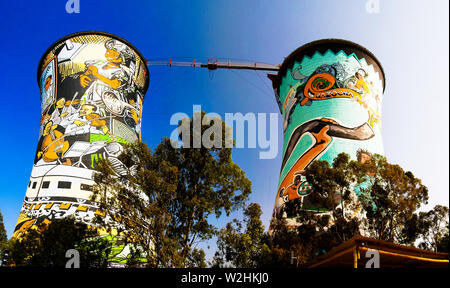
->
186, 248, 207, 268
275, 153, 364, 264
92, 141, 180, 267
436, 231, 449, 253
264, 217, 308, 267
415, 205, 449, 252
4, 217, 110, 267
215, 152, 448, 267
213, 203, 270, 268
0, 210, 7, 265
0, 210, 6, 244
303, 153, 366, 213
358, 154, 429, 244
91, 112, 251, 267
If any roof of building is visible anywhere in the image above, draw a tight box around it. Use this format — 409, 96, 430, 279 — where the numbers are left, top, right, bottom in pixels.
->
305, 235, 449, 268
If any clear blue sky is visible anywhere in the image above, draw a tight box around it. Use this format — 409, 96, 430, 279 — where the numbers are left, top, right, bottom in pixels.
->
0, 0, 448, 260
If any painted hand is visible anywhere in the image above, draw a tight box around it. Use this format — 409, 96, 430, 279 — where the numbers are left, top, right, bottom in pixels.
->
87, 65, 98, 74
80, 75, 92, 88
73, 120, 86, 127
109, 78, 121, 89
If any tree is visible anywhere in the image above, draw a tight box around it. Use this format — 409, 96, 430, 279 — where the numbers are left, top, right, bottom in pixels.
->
213, 153, 381, 267
268, 152, 441, 266
358, 154, 429, 243
299, 153, 435, 253
210, 152, 447, 267
415, 205, 449, 252
5, 217, 110, 267
0, 210, 6, 244
302, 153, 365, 241
92, 141, 180, 267
0, 210, 7, 265
265, 217, 307, 267
186, 248, 207, 268
213, 203, 270, 268
272, 153, 365, 264
91, 111, 251, 267
436, 231, 449, 253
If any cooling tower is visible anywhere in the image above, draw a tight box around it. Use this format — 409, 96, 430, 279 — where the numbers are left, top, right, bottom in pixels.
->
13, 31, 149, 239
270, 39, 385, 226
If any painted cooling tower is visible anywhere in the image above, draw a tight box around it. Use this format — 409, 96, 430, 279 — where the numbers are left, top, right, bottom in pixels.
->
270, 39, 385, 225
13, 31, 149, 238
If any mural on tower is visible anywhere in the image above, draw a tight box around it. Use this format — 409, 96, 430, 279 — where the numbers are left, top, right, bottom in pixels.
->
271, 41, 385, 224
14, 32, 149, 248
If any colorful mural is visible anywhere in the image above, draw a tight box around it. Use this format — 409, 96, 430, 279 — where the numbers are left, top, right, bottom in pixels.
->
14, 32, 149, 249
270, 39, 385, 224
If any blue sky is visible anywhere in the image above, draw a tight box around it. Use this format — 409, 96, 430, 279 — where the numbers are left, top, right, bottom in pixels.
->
0, 0, 448, 260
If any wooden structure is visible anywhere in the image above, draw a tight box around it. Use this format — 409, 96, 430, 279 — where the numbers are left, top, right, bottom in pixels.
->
306, 235, 449, 268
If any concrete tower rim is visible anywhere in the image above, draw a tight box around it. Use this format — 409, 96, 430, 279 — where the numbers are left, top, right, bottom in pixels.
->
36, 30, 150, 99
277, 38, 386, 93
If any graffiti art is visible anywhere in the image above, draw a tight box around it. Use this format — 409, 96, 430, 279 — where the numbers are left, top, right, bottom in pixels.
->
270, 39, 385, 225
14, 32, 149, 252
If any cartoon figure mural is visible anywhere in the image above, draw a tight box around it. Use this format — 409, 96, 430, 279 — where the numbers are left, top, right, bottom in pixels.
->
269, 39, 385, 226
14, 32, 149, 257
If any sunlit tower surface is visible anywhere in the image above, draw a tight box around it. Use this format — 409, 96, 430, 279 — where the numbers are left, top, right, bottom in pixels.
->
13, 31, 149, 241
268, 39, 385, 227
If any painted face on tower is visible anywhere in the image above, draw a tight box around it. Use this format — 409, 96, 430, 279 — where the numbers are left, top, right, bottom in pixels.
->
105, 48, 122, 64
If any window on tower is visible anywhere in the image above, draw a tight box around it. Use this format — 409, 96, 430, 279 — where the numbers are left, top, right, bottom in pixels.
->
58, 181, 72, 189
